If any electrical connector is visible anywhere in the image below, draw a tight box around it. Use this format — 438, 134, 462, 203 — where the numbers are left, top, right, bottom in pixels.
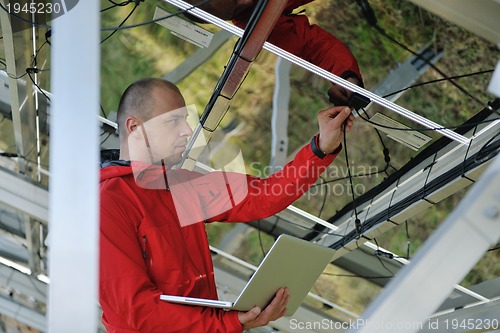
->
348, 92, 371, 111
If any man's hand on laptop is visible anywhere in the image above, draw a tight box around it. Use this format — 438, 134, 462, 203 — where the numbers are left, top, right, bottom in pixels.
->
238, 287, 289, 330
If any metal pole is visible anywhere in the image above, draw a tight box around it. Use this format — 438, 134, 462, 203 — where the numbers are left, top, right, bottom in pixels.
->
270, 57, 291, 172
47, 0, 100, 332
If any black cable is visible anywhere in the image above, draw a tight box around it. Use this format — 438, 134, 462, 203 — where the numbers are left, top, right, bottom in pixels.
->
101, 0, 212, 32
0, 152, 18, 158
6, 72, 28, 80
257, 220, 267, 257
343, 128, 362, 236
404, 221, 411, 259
44, 30, 52, 45
101, 1, 140, 44
100, 104, 107, 118
474, 130, 500, 163
311, 164, 389, 186
0, 152, 50, 168
373, 26, 486, 108
382, 69, 495, 100
460, 125, 477, 182
487, 245, 500, 252
101, 132, 113, 145
355, 239, 396, 277
310, 116, 393, 240
317, 175, 328, 218
27, 67, 50, 74
108, 0, 132, 5
321, 272, 393, 280
373, 238, 397, 275
31, 39, 49, 71
27, 71, 51, 101
4, 41, 50, 80
101, 0, 132, 12
356, 0, 488, 108
374, 128, 395, 175
421, 152, 437, 203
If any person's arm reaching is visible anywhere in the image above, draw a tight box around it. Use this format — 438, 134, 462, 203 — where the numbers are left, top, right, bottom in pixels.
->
201, 106, 354, 223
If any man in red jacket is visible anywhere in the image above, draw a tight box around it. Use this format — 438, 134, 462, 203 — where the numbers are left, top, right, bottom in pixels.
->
185, 0, 364, 105
99, 78, 354, 332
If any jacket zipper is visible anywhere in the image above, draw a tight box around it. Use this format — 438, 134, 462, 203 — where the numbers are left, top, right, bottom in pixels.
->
142, 236, 147, 259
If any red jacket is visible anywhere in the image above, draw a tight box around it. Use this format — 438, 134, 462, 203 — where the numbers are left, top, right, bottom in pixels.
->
233, 0, 363, 85
99, 143, 337, 332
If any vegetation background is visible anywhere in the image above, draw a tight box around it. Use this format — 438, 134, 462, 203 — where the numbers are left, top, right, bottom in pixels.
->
100, 0, 500, 316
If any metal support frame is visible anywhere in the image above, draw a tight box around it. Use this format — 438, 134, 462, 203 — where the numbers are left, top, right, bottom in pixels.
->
0, 296, 46, 332
0, 264, 46, 305
163, 30, 233, 84
489, 59, 500, 97
270, 57, 291, 171
47, 0, 100, 332
24, 217, 41, 275
0, 166, 48, 223
370, 44, 444, 102
0, 0, 37, 175
322, 116, 500, 260
348, 154, 500, 333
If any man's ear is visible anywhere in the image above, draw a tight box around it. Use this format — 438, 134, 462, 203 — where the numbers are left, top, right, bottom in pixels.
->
124, 116, 142, 134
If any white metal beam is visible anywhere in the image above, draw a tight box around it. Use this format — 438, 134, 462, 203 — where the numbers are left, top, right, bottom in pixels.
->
270, 57, 291, 172
47, 0, 100, 332
0, 265, 46, 304
0, 295, 45, 332
0, 167, 48, 223
163, 30, 233, 84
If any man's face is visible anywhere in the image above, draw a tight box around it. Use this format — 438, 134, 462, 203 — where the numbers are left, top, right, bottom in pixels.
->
128, 86, 193, 166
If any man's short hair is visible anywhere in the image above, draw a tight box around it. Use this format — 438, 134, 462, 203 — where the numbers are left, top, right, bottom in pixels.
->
117, 78, 180, 137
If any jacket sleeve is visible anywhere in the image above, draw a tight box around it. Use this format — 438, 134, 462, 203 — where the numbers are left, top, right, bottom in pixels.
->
99, 187, 243, 333
233, 12, 363, 85
202, 142, 338, 223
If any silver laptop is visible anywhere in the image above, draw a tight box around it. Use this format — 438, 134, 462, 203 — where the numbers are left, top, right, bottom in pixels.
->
160, 234, 335, 316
